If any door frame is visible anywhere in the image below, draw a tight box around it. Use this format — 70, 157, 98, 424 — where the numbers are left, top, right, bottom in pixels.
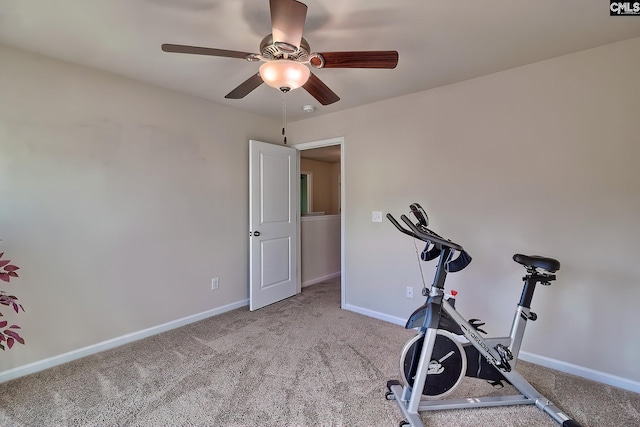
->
293, 136, 346, 308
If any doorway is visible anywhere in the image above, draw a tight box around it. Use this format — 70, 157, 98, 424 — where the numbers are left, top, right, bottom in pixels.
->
293, 137, 345, 308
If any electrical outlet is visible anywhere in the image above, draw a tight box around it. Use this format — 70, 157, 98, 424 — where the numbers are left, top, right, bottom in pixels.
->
406, 286, 414, 299
211, 277, 219, 290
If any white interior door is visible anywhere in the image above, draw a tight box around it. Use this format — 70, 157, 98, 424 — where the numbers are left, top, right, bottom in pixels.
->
249, 140, 299, 311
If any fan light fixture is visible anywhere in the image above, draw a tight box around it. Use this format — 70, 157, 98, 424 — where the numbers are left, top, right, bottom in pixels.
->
162, 0, 399, 105
259, 60, 310, 92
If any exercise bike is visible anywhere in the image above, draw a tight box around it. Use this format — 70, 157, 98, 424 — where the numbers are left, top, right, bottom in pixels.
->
384, 203, 582, 427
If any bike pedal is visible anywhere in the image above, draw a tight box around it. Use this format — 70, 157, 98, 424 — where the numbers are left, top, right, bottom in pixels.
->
495, 344, 513, 361
469, 319, 487, 334
496, 359, 512, 372
495, 344, 513, 372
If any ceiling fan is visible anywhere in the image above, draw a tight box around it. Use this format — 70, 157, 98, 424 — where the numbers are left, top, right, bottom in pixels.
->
161, 0, 399, 106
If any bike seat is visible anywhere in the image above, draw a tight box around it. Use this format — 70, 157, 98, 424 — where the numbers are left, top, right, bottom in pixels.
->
513, 254, 560, 273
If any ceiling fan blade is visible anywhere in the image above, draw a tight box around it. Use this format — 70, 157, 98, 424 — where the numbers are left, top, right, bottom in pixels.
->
270, 0, 307, 50
162, 43, 252, 59
302, 73, 340, 106
225, 73, 264, 99
315, 51, 399, 69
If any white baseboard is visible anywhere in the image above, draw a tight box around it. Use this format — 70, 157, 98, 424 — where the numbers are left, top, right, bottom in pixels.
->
302, 271, 341, 288
344, 303, 640, 394
519, 351, 640, 393
0, 299, 249, 384
344, 303, 406, 326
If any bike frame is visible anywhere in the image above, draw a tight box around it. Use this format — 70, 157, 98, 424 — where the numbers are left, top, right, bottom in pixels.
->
386, 209, 581, 427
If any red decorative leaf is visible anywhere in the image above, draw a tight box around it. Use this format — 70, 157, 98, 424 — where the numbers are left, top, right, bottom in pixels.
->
0, 251, 24, 350
4, 329, 24, 344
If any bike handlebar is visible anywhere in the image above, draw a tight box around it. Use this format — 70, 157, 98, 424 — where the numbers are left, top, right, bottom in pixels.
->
386, 212, 464, 252
386, 213, 418, 239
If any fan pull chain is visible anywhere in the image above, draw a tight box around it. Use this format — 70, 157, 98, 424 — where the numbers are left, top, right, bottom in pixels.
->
282, 93, 287, 144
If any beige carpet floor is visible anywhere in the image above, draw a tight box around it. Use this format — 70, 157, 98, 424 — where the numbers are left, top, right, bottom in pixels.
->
0, 278, 638, 426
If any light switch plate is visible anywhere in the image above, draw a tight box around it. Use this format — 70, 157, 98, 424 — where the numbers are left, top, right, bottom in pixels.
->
372, 211, 383, 223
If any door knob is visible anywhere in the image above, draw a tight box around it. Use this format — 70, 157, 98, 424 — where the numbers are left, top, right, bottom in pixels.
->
252, 231, 261, 237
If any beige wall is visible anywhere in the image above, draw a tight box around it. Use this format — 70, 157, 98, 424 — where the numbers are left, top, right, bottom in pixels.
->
0, 44, 280, 372
329, 162, 340, 215
2, 36, 640, 388
290, 37, 640, 382
300, 215, 341, 286
300, 158, 340, 215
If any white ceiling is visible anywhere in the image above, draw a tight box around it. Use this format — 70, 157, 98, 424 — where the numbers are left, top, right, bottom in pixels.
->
1, 1, 638, 122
